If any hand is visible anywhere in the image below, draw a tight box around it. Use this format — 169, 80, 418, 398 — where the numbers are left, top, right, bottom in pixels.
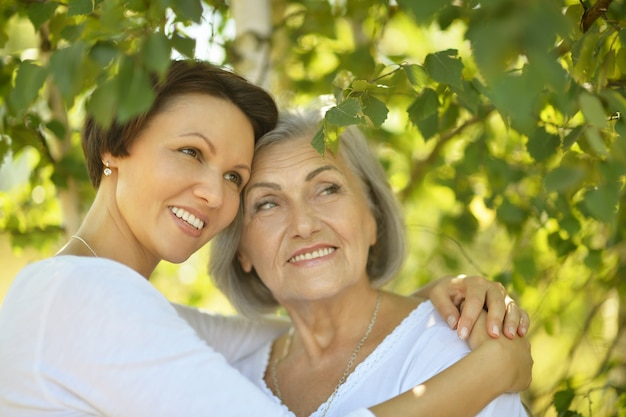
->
466, 308, 532, 392
421, 274, 530, 340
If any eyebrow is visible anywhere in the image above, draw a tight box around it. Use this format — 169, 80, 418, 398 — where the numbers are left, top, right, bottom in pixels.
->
306, 165, 336, 181
245, 165, 338, 197
181, 132, 216, 154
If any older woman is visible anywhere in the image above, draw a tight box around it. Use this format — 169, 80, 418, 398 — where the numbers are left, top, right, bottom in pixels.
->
210, 109, 532, 417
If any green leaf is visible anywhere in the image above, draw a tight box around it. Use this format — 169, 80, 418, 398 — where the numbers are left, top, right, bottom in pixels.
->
116, 58, 155, 123
143, 33, 172, 75
397, 0, 448, 24
325, 98, 363, 127
89, 41, 119, 68
553, 388, 575, 412
88, 78, 118, 128
171, 32, 196, 58
403, 64, 429, 91
27, 2, 59, 29
67, 0, 94, 17
579, 92, 609, 129
497, 198, 526, 226
361, 94, 388, 128
544, 166, 585, 193
9, 61, 47, 113
424, 49, 463, 89
311, 126, 326, 155
49, 43, 87, 102
451, 80, 481, 115
407, 88, 439, 121
582, 184, 619, 223
60, 23, 85, 43
416, 114, 439, 141
170, 0, 203, 23
527, 129, 560, 163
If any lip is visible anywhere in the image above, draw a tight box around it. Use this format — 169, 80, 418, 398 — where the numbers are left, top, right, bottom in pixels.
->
287, 244, 337, 264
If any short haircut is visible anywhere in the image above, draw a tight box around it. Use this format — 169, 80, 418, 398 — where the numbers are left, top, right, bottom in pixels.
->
209, 109, 407, 317
82, 59, 278, 187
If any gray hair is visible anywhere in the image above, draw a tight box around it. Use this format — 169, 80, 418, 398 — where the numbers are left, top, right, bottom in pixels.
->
209, 109, 407, 317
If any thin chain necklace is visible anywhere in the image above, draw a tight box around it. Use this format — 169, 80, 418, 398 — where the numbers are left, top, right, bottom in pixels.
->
271, 290, 382, 417
71, 235, 98, 257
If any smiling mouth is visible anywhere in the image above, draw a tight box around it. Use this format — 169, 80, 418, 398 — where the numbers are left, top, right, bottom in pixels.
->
288, 247, 336, 263
169, 206, 205, 230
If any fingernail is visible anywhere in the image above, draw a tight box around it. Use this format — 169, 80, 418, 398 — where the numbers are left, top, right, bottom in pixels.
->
492, 325, 500, 336
459, 327, 468, 340
520, 326, 527, 336
508, 326, 516, 336
447, 316, 457, 329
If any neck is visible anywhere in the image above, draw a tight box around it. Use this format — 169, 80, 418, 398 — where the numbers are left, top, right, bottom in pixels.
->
65, 192, 159, 279
282, 287, 382, 359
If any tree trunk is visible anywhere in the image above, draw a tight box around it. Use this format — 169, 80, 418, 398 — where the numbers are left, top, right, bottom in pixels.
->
230, 0, 272, 89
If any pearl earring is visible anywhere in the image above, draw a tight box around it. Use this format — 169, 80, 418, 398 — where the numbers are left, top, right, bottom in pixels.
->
103, 161, 112, 176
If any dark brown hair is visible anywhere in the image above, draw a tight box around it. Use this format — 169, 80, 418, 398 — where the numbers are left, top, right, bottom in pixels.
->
82, 59, 278, 187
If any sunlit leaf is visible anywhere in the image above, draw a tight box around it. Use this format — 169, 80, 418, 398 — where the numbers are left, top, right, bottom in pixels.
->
325, 98, 363, 127
361, 94, 388, 128
403, 64, 429, 91
424, 49, 463, 89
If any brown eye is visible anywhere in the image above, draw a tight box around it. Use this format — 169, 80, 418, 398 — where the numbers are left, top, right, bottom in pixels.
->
224, 172, 243, 187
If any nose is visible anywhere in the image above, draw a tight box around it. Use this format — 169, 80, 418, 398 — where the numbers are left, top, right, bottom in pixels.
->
289, 201, 321, 239
194, 170, 224, 208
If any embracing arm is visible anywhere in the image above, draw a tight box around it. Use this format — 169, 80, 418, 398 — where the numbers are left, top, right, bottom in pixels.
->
368, 314, 532, 417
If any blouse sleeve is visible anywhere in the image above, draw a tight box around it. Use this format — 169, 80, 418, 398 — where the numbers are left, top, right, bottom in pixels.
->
37, 262, 293, 417
171, 303, 290, 363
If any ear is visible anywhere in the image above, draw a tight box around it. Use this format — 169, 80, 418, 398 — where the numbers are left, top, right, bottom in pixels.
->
101, 152, 118, 168
237, 251, 254, 273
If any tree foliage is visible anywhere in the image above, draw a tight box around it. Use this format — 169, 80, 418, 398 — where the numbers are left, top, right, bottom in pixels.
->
1, 0, 625, 415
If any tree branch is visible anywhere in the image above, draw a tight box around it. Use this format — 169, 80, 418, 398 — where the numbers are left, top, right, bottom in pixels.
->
399, 107, 494, 201
580, 0, 614, 33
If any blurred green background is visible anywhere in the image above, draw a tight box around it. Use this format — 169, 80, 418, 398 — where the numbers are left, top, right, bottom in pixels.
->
1, 1, 625, 415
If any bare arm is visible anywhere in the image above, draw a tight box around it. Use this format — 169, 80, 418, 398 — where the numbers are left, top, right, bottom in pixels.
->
415, 275, 530, 340
368, 330, 532, 417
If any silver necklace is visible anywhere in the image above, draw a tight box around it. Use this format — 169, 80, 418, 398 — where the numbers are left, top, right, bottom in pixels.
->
71, 235, 98, 257
271, 290, 382, 417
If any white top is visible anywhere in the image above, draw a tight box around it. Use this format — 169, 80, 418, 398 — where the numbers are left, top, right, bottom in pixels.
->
234, 301, 528, 417
0, 256, 373, 417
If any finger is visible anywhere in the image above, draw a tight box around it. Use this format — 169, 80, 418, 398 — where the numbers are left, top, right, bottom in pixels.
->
456, 288, 487, 340
502, 300, 521, 339
484, 282, 507, 338
518, 308, 530, 337
429, 284, 462, 330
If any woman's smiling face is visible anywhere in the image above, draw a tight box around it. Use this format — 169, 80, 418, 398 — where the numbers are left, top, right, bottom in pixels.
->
237, 135, 377, 304
107, 93, 254, 264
